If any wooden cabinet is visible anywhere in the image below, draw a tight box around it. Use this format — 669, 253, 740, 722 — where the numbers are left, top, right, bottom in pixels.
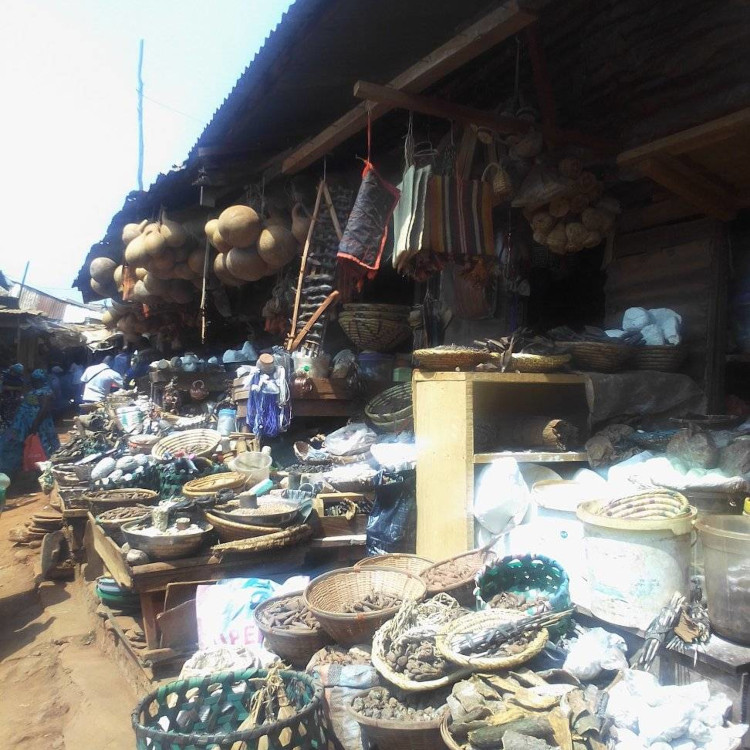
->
412, 370, 590, 560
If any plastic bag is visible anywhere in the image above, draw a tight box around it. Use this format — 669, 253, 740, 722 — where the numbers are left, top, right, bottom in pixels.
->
563, 627, 628, 680
324, 422, 377, 457
366, 471, 416, 555
473, 458, 529, 545
23, 434, 47, 471
622, 307, 652, 332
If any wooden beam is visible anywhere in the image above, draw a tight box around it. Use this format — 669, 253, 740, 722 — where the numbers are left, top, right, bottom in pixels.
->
618, 107, 750, 165
618, 196, 698, 234
636, 156, 737, 222
279, 1, 536, 174
353, 80, 531, 134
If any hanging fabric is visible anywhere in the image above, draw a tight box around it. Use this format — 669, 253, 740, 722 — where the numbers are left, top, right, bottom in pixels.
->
337, 111, 400, 299
244, 361, 291, 439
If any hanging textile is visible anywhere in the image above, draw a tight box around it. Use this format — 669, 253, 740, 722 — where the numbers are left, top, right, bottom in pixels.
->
427, 175, 494, 261
244, 362, 291, 439
392, 164, 432, 273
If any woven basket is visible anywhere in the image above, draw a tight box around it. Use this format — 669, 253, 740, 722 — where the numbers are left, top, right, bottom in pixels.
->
342, 303, 410, 316
580, 490, 690, 520
212, 524, 313, 556
568, 341, 634, 373
304, 567, 427, 647
414, 346, 490, 371
182, 472, 247, 498
633, 345, 687, 372
355, 553, 433, 576
421, 548, 490, 607
440, 716, 464, 750
128, 434, 160, 454
83, 488, 159, 516
345, 692, 447, 750
254, 593, 332, 668
371, 620, 470, 693
96, 505, 152, 544
510, 353, 571, 373
204, 510, 282, 542
365, 383, 413, 433
151, 429, 222, 460
436, 609, 549, 670
132, 668, 331, 750
338, 312, 411, 353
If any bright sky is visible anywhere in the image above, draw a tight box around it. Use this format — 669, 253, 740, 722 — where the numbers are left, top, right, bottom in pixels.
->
0, 0, 293, 301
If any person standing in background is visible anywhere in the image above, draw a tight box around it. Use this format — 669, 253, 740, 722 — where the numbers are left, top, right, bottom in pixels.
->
80, 355, 123, 403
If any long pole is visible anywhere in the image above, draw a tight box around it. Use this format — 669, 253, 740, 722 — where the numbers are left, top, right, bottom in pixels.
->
17, 261, 29, 299
136, 39, 144, 191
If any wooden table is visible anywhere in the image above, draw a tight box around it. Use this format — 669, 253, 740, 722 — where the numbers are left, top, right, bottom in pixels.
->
87, 518, 365, 659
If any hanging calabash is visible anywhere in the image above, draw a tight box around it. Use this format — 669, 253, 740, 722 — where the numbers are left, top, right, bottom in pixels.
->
257, 225, 297, 269
225, 247, 270, 282
90, 257, 117, 283
218, 205, 261, 247
159, 217, 187, 248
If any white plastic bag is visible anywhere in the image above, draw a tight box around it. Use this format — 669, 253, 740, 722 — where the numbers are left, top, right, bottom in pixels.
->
474, 458, 530, 545
622, 307, 652, 332
650, 308, 682, 345
563, 627, 628, 680
640, 323, 666, 346
324, 422, 377, 456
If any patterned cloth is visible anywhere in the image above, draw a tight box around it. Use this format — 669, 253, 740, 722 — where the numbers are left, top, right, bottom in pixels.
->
0, 370, 60, 476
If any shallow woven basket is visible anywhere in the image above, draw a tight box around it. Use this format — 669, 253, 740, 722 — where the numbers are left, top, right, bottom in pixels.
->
355, 553, 433, 576
371, 620, 470, 693
632, 344, 687, 372
510, 353, 571, 373
151, 428, 222, 460
182, 472, 247, 498
254, 593, 332, 668
581, 489, 690, 520
132, 668, 330, 750
204, 510, 282, 542
414, 346, 490, 371
436, 608, 549, 670
440, 716, 464, 750
304, 567, 427, 647
338, 314, 411, 353
421, 548, 490, 607
84, 488, 159, 515
568, 341, 634, 373
345, 692, 447, 750
365, 383, 413, 433
212, 524, 313, 556
96, 505, 151, 543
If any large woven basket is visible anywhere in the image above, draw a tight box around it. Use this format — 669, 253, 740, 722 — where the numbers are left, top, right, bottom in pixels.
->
204, 510, 282, 542
304, 567, 426, 647
151, 429, 222, 460
365, 383, 413, 433
83, 488, 159, 515
632, 344, 687, 372
568, 341, 634, 373
414, 346, 490, 371
96, 505, 152, 544
132, 668, 331, 750
338, 310, 411, 352
436, 608, 549, 670
254, 593, 332, 668
355, 553, 433, 576
345, 692, 447, 750
342, 303, 410, 316
421, 548, 491, 607
510, 353, 571, 373
182, 472, 247, 498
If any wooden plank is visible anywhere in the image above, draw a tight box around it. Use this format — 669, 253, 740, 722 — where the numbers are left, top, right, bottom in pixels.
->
279, 2, 536, 174
157, 599, 197, 649
412, 370, 587, 384
617, 107, 750, 164
140, 590, 163, 650
474, 450, 589, 464
618, 196, 698, 234
353, 81, 530, 134
89, 519, 133, 589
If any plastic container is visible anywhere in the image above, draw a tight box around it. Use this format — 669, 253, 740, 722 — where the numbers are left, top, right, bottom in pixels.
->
216, 408, 237, 437
228, 451, 272, 486
292, 352, 330, 378
392, 366, 412, 383
357, 352, 393, 382
577, 500, 696, 630
696, 515, 750, 645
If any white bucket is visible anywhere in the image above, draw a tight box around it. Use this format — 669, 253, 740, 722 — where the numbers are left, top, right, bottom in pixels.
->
577, 500, 696, 630
228, 451, 272, 486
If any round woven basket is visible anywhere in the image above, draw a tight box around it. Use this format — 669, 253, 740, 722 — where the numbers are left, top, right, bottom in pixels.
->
304, 567, 427, 647
151, 429, 222, 460
345, 692, 447, 750
355, 553, 433, 576
421, 548, 490, 607
414, 346, 490, 371
440, 716, 464, 750
212, 524, 313, 557
204, 510, 282, 542
342, 303, 410, 316
510, 353, 571, 373
128, 434, 160, 454
365, 383, 413, 433
84, 488, 159, 516
96, 505, 152, 544
580, 490, 690, 520
254, 593, 332, 668
568, 341, 634, 373
632, 345, 687, 372
371, 620, 470, 693
436, 608, 549, 670
338, 313, 411, 352
132, 668, 330, 750
182, 472, 248, 498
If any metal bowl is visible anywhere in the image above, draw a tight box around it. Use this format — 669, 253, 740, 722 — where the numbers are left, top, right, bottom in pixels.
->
121, 520, 213, 560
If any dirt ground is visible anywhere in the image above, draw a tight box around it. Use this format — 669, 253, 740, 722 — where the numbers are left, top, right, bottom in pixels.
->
0, 484, 136, 749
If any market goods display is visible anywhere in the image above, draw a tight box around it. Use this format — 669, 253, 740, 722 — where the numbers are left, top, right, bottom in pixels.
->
121, 518, 212, 561
306, 645, 372, 668
83, 487, 158, 515
342, 592, 403, 613
364, 382, 413, 433
204, 509, 284, 543
95, 505, 151, 542
414, 345, 490, 371
132, 667, 330, 750
211, 523, 313, 556
355, 553, 433, 575
421, 548, 490, 606
151, 428, 222, 460
255, 593, 331, 667
567, 340, 634, 372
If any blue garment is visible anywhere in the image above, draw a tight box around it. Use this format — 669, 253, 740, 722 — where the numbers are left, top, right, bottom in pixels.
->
113, 352, 130, 377
124, 360, 149, 387
0, 370, 60, 476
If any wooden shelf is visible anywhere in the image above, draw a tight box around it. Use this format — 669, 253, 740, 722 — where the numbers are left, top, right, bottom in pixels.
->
474, 450, 589, 464
413, 370, 587, 384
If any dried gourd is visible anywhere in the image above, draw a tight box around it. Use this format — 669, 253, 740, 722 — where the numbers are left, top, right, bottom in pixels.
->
124, 235, 148, 266
218, 205, 261, 247
122, 222, 142, 245
159, 217, 186, 248
549, 197, 570, 219
225, 247, 270, 282
257, 225, 297, 269
90, 257, 117, 283
531, 211, 555, 235
558, 157, 583, 180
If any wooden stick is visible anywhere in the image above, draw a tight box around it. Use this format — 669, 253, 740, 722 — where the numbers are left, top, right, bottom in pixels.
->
290, 291, 339, 351
200, 236, 211, 344
287, 180, 325, 349
321, 181, 343, 241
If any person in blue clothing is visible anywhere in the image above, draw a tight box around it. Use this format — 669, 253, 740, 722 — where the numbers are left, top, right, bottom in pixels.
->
113, 349, 131, 377
48, 365, 68, 418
